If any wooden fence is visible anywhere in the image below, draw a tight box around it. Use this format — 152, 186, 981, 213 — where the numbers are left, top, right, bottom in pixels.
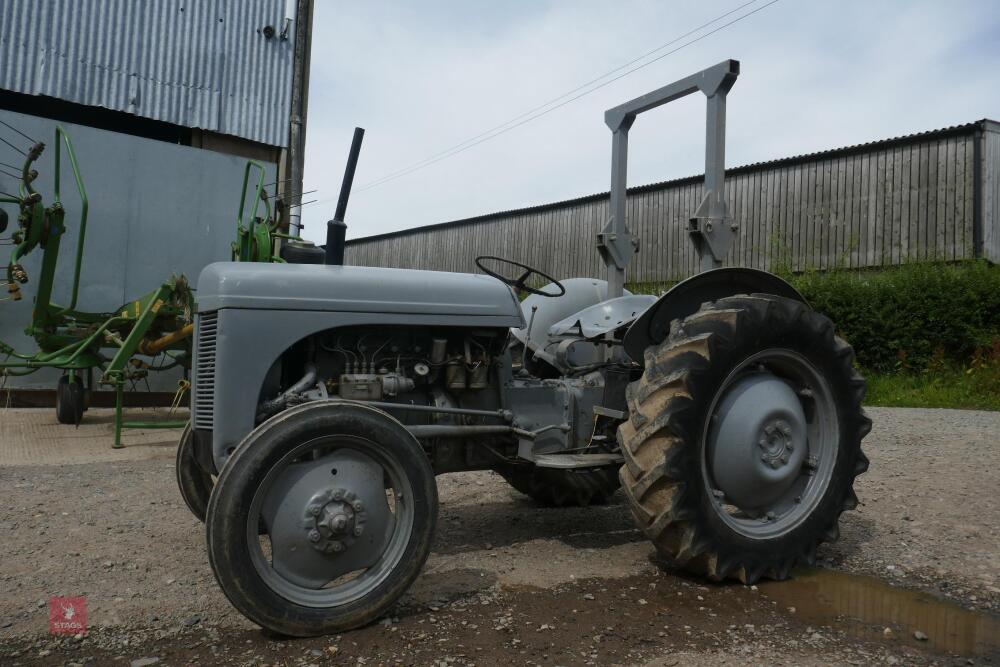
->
347, 120, 1000, 283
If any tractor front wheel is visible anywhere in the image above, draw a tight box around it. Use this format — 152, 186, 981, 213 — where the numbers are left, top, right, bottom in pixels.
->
618, 294, 871, 584
175, 422, 214, 522
206, 401, 437, 636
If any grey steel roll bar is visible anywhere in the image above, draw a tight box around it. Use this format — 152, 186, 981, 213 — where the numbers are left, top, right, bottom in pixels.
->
599, 59, 740, 298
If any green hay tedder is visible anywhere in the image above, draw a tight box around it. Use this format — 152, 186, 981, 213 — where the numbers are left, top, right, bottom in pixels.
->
0, 125, 320, 446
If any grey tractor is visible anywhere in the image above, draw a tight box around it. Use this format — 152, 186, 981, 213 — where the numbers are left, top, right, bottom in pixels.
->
176, 60, 870, 636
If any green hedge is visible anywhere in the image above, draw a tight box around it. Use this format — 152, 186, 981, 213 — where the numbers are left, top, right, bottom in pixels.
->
788, 262, 1000, 372
629, 261, 1000, 373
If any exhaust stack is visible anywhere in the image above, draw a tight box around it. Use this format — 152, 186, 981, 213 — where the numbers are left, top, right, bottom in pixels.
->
325, 126, 365, 265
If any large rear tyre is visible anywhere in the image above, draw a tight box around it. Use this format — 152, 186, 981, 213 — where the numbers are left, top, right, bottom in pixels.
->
175, 422, 214, 522
55, 375, 84, 425
618, 294, 871, 584
206, 401, 438, 637
498, 465, 620, 507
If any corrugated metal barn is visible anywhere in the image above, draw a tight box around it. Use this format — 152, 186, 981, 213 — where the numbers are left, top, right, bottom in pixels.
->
0, 0, 297, 392
0, 0, 293, 149
347, 120, 1000, 283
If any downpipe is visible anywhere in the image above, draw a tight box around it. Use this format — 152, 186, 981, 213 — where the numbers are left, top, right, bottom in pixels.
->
255, 362, 317, 422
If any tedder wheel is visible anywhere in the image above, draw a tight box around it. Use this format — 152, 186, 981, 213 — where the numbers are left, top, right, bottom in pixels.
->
497, 465, 620, 507
55, 375, 84, 425
618, 294, 871, 584
206, 401, 438, 637
280, 241, 326, 265
175, 422, 214, 522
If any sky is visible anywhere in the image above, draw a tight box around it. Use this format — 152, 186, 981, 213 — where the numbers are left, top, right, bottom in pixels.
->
298, 0, 1000, 243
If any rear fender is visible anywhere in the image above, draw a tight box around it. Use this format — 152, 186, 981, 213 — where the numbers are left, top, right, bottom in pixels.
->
622, 268, 808, 365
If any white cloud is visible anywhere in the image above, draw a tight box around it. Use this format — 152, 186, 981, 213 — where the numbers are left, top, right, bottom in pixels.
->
299, 0, 1000, 243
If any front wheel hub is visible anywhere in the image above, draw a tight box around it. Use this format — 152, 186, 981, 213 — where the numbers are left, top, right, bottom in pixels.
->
304, 488, 368, 554
707, 373, 807, 509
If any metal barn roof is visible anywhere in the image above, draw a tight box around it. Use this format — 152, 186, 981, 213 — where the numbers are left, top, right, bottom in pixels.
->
0, 0, 294, 147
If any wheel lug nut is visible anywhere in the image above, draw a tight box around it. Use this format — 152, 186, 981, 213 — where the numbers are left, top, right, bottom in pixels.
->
353, 526, 363, 536
758, 438, 767, 449
332, 490, 343, 500
309, 505, 321, 516
307, 530, 321, 543
352, 500, 363, 511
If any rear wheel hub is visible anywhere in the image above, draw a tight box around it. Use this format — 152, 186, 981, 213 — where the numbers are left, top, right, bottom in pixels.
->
708, 374, 807, 509
701, 348, 839, 539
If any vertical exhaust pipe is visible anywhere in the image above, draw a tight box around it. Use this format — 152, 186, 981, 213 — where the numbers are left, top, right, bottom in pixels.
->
325, 127, 365, 265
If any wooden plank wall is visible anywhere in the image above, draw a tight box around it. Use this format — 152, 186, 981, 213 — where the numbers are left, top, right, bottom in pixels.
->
347, 127, 982, 283
984, 122, 1000, 264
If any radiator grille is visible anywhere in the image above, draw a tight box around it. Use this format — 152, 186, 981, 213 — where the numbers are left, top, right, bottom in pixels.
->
192, 311, 218, 430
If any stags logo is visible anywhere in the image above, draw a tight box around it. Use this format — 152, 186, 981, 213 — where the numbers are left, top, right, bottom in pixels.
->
49, 597, 86, 635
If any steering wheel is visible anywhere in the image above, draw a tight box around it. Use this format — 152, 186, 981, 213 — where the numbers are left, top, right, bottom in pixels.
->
475, 256, 566, 298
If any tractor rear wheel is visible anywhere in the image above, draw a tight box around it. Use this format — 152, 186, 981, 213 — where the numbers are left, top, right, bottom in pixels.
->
498, 465, 620, 507
206, 401, 437, 636
618, 294, 871, 584
55, 375, 84, 425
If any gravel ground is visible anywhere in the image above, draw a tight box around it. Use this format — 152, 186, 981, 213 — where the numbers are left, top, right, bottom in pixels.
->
0, 406, 997, 665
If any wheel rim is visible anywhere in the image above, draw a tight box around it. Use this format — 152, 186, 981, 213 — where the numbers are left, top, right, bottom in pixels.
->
701, 348, 839, 540
248, 434, 414, 608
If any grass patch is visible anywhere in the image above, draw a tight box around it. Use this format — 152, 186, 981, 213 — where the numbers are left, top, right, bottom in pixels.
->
863, 364, 1000, 411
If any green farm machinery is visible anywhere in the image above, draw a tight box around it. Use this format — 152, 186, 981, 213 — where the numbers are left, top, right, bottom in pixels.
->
0, 125, 321, 447
0, 126, 194, 447
232, 159, 326, 265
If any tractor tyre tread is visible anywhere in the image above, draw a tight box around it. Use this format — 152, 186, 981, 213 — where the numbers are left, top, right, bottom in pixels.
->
497, 465, 620, 507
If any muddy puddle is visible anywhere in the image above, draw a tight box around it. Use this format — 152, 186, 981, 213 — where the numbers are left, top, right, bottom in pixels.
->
761, 567, 1000, 657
